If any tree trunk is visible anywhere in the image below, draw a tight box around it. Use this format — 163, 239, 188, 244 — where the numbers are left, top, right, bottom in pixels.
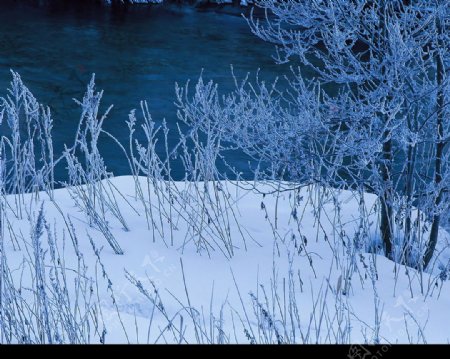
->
380, 135, 393, 258
403, 135, 416, 265
424, 13, 445, 269
378, 2, 394, 259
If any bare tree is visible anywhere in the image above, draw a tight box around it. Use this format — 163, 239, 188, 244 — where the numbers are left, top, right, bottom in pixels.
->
177, 0, 450, 268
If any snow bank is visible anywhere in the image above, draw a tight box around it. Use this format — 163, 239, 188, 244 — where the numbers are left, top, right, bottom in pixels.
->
2, 176, 450, 344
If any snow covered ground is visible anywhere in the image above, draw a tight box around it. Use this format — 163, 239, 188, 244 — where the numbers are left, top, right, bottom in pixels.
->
2, 176, 450, 344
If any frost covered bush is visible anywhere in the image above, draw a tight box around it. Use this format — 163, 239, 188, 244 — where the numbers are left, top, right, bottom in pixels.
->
0, 71, 55, 203
126, 99, 247, 257
62, 75, 129, 255
0, 205, 109, 343
178, 0, 450, 269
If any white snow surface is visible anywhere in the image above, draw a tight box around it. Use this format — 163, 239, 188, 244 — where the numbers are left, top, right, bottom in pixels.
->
2, 176, 450, 344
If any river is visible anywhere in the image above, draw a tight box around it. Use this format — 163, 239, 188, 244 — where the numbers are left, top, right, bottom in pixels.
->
0, 1, 287, 179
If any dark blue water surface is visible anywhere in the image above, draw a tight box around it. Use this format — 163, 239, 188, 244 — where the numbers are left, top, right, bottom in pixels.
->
0, 2, 287, 179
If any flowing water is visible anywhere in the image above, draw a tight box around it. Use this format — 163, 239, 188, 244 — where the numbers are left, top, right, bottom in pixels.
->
0, 1, 287, 179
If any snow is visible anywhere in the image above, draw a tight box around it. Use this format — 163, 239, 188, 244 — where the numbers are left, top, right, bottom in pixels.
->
2, 175, 450, 344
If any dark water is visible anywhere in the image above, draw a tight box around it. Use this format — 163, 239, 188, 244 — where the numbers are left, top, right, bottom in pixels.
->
0, 2, 286, 179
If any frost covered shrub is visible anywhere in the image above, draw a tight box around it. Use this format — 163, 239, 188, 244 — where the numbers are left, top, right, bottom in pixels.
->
0, 69, 247, 257
177, 0, 450, 269
0, 71, 55, 204
63, 75, 127, 255
0, 205, 108, 344
126, 99, 247, 257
